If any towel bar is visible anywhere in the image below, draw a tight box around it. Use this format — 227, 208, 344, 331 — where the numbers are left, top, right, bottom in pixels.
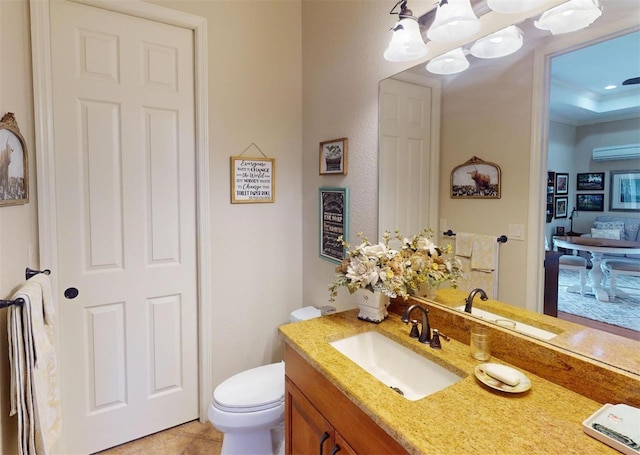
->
0, 268, 52, 309
0, 297, 25, 309
26, 267, 51, 280
442, 230, 508, 243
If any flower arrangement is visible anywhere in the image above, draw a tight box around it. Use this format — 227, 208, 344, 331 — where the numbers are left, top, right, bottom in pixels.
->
328, 228, 463, 302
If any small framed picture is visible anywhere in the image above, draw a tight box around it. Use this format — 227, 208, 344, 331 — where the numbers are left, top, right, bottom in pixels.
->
0, 113, 28, 206
554, 196, 568, 218
609, 170, 640, 212
450, 156, 501, 199
556, 226, 565, 236
319, 138, 348, 175
319, 187, 349, 263
555, 173, 569, 195
576, 193, 604, 212
576, 172, 604, 191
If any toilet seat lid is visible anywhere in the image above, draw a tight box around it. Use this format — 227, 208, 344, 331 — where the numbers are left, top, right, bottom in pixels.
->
214, 362, 284, 412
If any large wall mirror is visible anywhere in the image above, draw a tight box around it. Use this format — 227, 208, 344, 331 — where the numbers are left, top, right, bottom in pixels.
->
379, 1, 640, 375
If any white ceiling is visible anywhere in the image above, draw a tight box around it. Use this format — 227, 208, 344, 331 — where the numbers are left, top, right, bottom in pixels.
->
550, 29, 640, 125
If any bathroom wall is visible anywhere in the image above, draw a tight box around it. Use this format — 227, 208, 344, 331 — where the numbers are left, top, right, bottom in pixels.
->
0, 0, 302, 451
155, 0, 304, 387
0, 1, 39, 451
300, 0, 421, 312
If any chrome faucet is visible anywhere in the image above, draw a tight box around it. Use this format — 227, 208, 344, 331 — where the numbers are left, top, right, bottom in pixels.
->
464, 288, 488, 313
401, 304, 431, 343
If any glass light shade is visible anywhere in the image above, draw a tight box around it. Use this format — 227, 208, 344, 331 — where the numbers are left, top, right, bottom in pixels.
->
426, 48, 469, 75
384, 17, 429, 62
487, 0, 547, 14
470, 26, 523, 59
426, 0, 481, 43
534, 0, 602, 35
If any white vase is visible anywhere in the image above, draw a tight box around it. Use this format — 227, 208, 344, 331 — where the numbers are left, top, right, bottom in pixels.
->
355, 289, 390, 323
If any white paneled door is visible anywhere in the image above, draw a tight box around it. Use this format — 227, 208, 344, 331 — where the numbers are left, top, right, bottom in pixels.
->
50, 2, 198, 453
378, 78, 439, 239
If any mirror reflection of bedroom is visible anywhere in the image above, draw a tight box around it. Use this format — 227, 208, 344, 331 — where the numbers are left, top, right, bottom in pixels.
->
547, 30, 640, 341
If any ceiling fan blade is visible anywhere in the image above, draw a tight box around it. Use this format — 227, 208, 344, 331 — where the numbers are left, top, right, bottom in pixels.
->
622, 77, 640, 85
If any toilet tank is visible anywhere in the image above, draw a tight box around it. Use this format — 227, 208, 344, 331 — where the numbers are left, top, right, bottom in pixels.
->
289, 306, 322, 322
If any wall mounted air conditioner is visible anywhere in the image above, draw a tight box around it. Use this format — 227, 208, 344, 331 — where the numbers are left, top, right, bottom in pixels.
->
592, 144, 640, 161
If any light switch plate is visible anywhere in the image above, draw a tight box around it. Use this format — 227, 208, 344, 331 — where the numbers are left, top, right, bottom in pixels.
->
508, 224, 525, 241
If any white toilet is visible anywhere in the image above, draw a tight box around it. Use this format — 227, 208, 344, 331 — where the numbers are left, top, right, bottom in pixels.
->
208, 306, 322, 455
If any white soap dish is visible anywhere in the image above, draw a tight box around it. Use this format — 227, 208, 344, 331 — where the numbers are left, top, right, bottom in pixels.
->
582, 403, 640, 454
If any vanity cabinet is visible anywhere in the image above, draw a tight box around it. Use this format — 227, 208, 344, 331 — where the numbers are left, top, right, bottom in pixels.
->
286, 378, 356, 455
284, 344, 407, 455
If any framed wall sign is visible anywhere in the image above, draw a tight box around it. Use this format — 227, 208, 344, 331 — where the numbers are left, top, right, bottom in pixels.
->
319, 187, 349, 263
555, 173, 569, 195
230, 155, 275, 204
609, 170, 640, 212
0, 112, 28, 206
450, 156, 501, 199
576, 193, 604, 212
576, 172, 604, 191
319, 138, 348, 175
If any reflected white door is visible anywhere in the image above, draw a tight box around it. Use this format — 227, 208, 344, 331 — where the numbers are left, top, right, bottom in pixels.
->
50, 1, 198, 452
378, 78, 440, 238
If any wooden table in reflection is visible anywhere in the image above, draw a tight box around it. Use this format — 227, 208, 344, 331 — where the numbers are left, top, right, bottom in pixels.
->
553, 237, 640, 302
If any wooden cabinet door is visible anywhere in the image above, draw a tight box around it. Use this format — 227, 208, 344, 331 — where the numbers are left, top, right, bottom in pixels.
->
333, 433, 357, 455
286, 378, 335, 455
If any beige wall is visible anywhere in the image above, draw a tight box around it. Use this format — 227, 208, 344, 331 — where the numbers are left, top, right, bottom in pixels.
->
301, 0, 422, 312
0, 0, 302, 450
438, 56, 536, 306
0, 1, 39, 451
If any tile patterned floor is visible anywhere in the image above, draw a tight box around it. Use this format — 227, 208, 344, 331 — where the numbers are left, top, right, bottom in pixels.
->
95, 420, 222, 455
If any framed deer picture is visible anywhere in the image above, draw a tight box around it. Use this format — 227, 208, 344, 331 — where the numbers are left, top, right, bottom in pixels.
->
0, 113, 28, 206
450, 156, 501, 199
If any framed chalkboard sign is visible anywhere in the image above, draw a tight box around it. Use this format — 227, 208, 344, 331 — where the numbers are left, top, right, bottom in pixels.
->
319, 187, 349, 263
230, 156, 275, 203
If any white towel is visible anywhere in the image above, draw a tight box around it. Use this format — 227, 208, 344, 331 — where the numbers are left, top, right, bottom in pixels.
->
455, 233, 474, 257
471, 235, 498, 273
7, 275, 61, 455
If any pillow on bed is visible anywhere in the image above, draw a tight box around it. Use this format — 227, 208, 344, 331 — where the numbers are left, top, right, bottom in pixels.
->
591, 228, 621, 240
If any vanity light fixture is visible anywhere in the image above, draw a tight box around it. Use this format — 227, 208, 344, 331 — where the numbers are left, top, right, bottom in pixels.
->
426, 47, 470, 74
384, 0, 429, 62
470, 25, 524, 59
534, 0, 603, 35
486, 0, 548, 14
427, 0, 481, 43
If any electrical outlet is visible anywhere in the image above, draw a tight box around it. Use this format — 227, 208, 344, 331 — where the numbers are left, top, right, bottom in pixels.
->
508, 224, 525, 241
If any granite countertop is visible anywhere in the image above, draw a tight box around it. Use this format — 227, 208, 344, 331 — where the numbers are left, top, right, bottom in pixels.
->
430, 288, 640, 376
279, 309, 622, 455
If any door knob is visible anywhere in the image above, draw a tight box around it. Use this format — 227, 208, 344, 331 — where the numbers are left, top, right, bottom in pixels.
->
64, 287, 79, 299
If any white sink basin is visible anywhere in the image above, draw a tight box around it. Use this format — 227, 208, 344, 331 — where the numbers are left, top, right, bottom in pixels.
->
329, 331, 463, 401
454, 306, 558, 340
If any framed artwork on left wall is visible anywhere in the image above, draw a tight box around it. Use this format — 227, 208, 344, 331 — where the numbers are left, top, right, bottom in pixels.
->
0, 112, 28, 206
319, 187, 349, 263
